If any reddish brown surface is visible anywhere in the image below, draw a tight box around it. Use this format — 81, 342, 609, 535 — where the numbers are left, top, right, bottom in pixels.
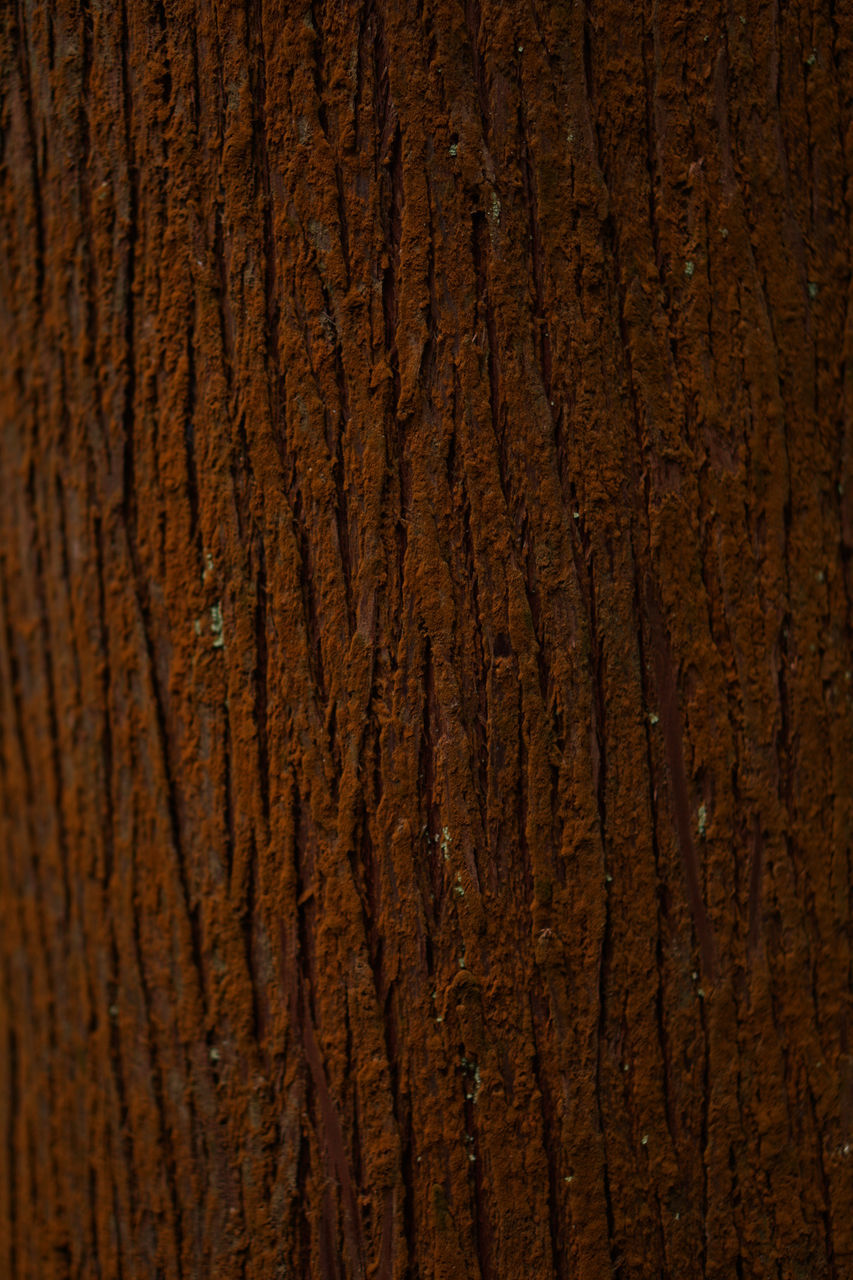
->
1, 1, 853, 1277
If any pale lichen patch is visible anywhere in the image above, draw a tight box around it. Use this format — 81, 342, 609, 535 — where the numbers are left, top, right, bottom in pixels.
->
211, 602, 225, 648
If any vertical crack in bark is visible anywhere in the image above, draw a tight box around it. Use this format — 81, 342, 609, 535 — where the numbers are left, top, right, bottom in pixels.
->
11, 0, 45, 308
223, 694, 235, 887
382, 121, 403, 407
292, 479, 328, 705
457, 465, 489, 849
747, 818, 764, 957
517, 674, 533, 903
420, 634, 443, 916
0, 555, 35, 824
119, 0, 138, 550
633, 544, 678, 1151
301, 965, 365, 1279
471, 209, 508, 506
254, 532, 270, 827
518, 83, 554, 408
4, 1024, 18, 1278
319, 271, 355, 636
645, 580, 718, 984
308, 4, 356, 634
183, 322, 203, 572
126, 803, 185, 1276
106, 930, 134, 1271
530, 989, 569, 1280
464, 0, 491, 147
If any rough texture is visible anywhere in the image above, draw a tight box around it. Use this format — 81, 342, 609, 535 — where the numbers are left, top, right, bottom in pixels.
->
1, 0, 853, 1276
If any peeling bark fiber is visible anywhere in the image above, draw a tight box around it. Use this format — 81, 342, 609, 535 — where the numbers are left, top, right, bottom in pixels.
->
2, 1, 853, 1277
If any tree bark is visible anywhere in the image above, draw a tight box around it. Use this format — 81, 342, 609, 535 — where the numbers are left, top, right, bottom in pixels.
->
1, 1, 852, 1276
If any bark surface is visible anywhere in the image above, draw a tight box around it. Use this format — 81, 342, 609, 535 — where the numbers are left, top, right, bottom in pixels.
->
1, 1, 853, 1277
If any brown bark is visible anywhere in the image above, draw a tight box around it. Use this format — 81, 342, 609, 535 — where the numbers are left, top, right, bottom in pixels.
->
1, 0, 852, 1276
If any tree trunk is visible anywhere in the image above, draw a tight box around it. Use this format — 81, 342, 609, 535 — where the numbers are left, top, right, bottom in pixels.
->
1, 1, 852, 1276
